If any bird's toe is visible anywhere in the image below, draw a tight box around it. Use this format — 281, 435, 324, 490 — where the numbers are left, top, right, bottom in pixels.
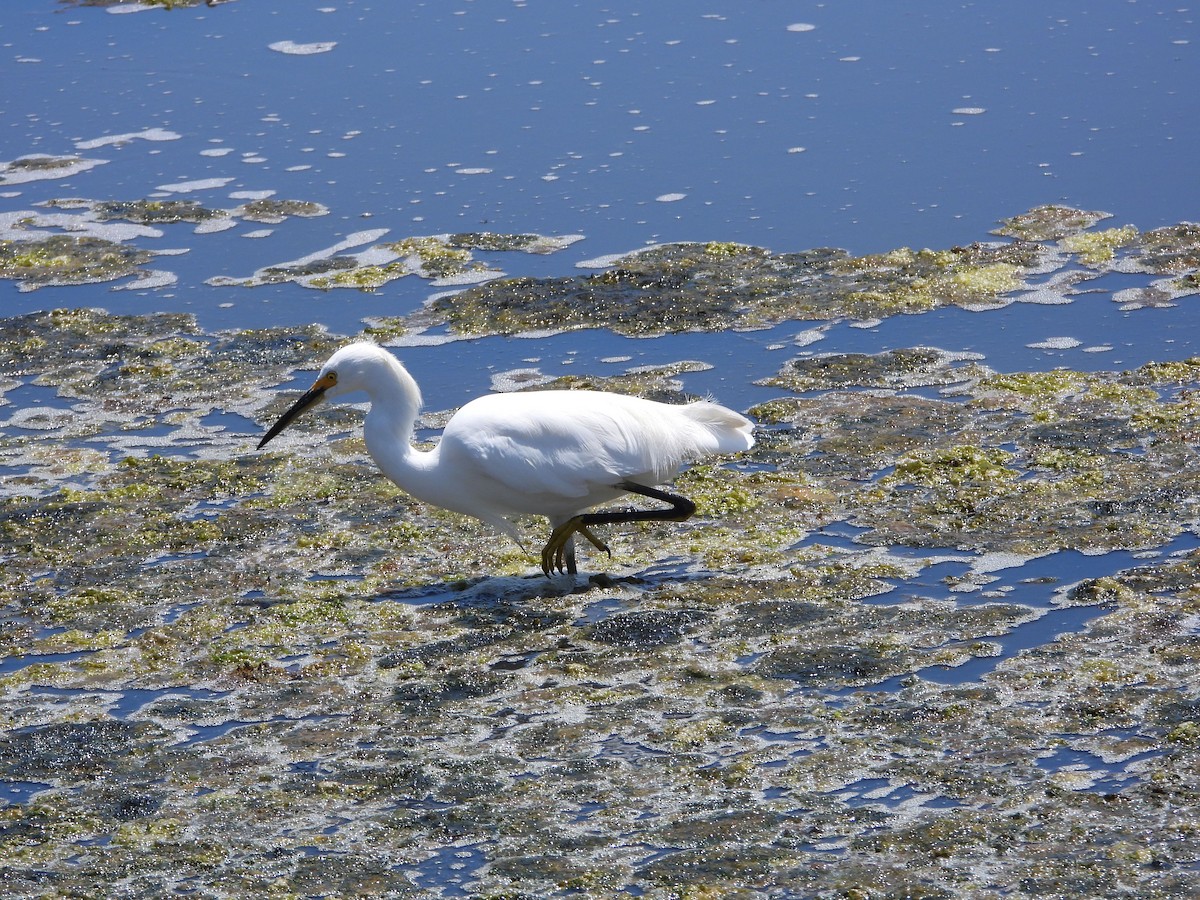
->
577, 525, 610, 556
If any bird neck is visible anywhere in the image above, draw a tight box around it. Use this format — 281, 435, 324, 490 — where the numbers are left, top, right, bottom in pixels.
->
361, 361, 437, 491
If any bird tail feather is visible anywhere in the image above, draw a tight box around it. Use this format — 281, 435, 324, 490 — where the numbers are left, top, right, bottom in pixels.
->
681, 401, 756, 454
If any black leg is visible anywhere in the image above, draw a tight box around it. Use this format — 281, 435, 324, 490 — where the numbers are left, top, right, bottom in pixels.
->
540, 481, 697, 576
580, 480, 697, 527
563, 534, 577, 575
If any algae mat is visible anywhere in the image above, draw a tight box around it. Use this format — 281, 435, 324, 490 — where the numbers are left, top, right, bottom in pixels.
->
2, 208, 1200, 897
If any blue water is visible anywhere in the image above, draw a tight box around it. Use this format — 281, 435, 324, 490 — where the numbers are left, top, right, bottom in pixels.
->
1, 6, 1197, 872
3, 2, 1195, 336
0, 778, 51, 805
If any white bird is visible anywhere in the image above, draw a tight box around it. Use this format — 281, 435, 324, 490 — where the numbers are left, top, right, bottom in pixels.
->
257, 342, 755, 576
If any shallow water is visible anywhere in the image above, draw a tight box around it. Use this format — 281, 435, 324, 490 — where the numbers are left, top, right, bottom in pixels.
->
2, 2, 1200, 898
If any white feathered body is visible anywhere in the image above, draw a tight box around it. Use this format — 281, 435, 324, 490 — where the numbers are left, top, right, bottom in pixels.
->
444, 391, 749, 518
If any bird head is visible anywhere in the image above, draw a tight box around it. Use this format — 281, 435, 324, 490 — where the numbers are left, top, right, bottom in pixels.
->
256, 342, 389, 449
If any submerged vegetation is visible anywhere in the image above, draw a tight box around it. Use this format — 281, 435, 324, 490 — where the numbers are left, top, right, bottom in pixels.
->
0, 233, 154, 289
2, 207, 1200, 896
410, 238, 1041, 337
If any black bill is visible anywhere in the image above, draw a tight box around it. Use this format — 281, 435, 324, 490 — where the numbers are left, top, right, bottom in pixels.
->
257, 383, 328, 449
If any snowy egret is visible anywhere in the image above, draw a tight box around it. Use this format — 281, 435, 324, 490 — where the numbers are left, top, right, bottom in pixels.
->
257, 342, 755, 575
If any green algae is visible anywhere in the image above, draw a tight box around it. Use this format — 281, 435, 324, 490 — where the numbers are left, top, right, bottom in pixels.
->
828, 245, 1029, 315
358, 316, 410, 341
7, 203, 1192, 347
0, 195, 329, 292
744, 348, 1200, 559
1128, 357, 1200, 386
1134, 222, 1200, 274
212, 231, 576, 293
759, 347, 987, 393
994, 204, 1112, 241
445, 232, 585, 254
1060, 224, 1140, 266
415, 238, 1039, 339
5, 156, 84, 173
675, 464, 761, 516
391, 238, 479, 280
0, 234, 154, 289
525, 360, 714, 402
0, 154, 107, 186
40, 195, 327, 228
307, 260, 412, 291
92, 199, 225, 225
0, 311, 340, 442
887, 444, 1018, 489
236, 198, 328, 223
2, 207, 1200, 897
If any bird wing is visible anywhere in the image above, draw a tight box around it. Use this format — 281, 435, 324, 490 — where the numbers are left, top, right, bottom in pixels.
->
439, 391, 689, 499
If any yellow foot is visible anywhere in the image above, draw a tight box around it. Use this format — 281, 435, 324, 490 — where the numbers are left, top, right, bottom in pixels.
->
541, 518, 610, 576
